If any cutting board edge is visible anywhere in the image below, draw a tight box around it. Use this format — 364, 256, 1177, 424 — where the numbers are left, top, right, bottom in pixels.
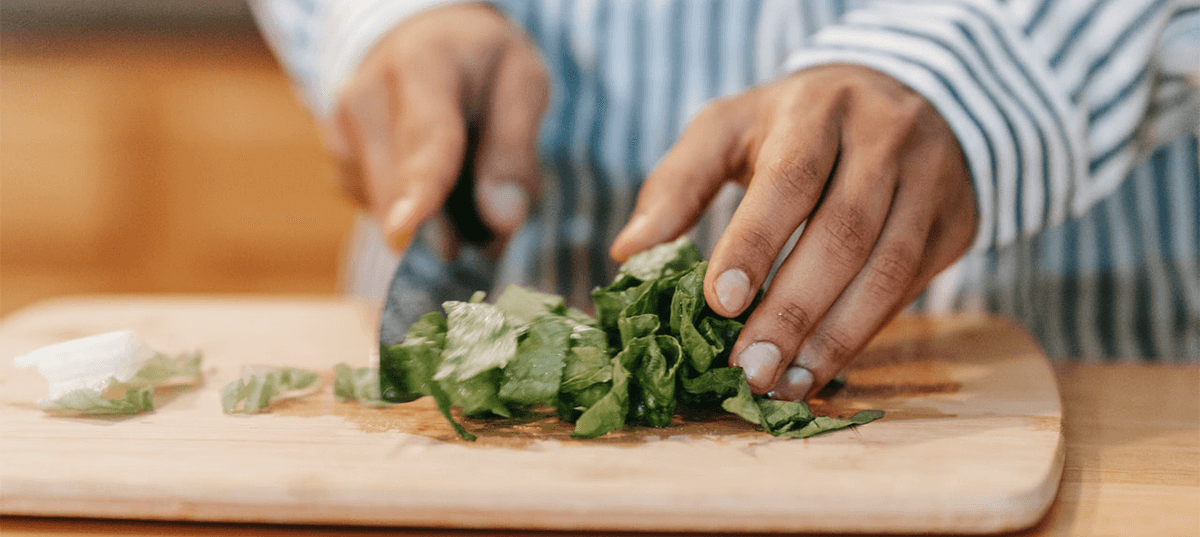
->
0, 437, 1065, 535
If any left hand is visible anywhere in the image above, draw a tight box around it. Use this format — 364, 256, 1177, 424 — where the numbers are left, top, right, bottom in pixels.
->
610, 65, 978, 400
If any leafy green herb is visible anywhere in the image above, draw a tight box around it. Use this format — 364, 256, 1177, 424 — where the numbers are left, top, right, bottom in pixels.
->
571, 353, 631, 438
42, 385, 158, 415
619, 235, 704, 281
494, 285, 565, 327
379, 237, 883, 440
498, 316, 571, 405
436, 301, 518, 382
333, 363, 393, 407
13, 330, 203, 416
221, 366, 320, 414
780, 410, 886, 439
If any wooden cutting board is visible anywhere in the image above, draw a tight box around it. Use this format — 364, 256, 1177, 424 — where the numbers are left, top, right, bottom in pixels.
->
0, 296, 1064, 534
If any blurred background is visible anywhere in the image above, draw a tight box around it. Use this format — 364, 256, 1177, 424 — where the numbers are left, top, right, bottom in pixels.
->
0, 1, 360, 317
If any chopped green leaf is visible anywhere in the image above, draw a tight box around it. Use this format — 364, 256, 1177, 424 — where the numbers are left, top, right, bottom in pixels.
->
493, 285, 566, 327
618, 313, 661, 347
221, 366, 319, 414
628, 335, 684, 428
498, 316, 571, 405
436, 301, 518, 382
668, 262, 707, 335
378, 311, 478, 440
444, 368, 509, 417
572, 354, 631, 438
619, 236, 704, 281
13, 330, 203, 416
380, 312, 447, 402
756, 398, 815, 434
334, 364, 393, 407
592, 274, 648, 332
780, 410, 885, 439
42, 385, 157, 415
720, 379, 763, 425
679, 365, 744, 407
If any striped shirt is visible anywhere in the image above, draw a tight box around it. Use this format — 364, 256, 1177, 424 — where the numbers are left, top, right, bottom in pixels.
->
252, 0, 1200, 361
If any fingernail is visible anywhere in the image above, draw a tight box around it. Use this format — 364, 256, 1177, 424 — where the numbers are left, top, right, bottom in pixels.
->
384, 197, 418, 251
714, 269, 750, 313
480, 181, 528, 229
771, 366, 814, 401
736, 342, 781, 389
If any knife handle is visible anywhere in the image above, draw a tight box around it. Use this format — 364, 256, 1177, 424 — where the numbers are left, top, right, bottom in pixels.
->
443, 124, 494, 247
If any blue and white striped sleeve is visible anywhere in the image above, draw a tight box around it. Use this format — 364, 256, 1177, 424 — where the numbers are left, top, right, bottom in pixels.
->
249, 0, 468, 118
782, 0, 1195, 254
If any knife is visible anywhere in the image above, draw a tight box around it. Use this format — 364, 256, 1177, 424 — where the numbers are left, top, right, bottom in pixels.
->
379, 126, 496, 346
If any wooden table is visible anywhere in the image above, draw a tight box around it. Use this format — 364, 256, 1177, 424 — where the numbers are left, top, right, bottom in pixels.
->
1, 298, 1196, 536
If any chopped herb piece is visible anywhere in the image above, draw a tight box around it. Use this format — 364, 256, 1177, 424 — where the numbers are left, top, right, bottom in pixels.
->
498, 316, 571, 405
436, 300, 518, 382
13, 330, 202, 416
780, 410, 886, 439
494, 285, 566, 327
222, 366, 319, 414
334, 364, 393, 407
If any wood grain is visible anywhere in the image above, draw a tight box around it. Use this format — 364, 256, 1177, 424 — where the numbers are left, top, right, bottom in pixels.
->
2, 369, 1195, 537
0, 297, 1064, 534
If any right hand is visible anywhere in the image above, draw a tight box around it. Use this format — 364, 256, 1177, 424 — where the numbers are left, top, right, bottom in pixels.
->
324, 4, 549, 255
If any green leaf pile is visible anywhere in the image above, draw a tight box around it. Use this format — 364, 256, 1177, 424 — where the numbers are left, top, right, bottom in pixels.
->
380, 236, 883, 440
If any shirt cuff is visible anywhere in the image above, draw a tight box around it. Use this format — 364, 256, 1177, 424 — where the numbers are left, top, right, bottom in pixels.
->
314, 0, 474, 117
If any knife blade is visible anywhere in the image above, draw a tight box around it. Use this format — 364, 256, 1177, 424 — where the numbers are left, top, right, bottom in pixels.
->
379, 126, 495, 346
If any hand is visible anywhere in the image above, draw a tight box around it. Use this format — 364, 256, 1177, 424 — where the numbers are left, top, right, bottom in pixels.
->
324, 4, 549, 254
611, 65, 978, 400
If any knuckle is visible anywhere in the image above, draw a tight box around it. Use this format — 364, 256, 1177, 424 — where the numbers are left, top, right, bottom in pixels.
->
514, 55, 550, 90
694, 98, 732, 125
809, 326, 858, 363
339, 75, 376, 110
890, 94, 927, 129
822, 206, 874, 263
866, 241, 921, 297
763, 149, 825, 203
735, 223, 778, 263
773, 301, 817, 336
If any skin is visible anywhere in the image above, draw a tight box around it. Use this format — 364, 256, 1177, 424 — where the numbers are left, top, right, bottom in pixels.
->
324, 4, 549, 257
609, 66, 978, 400
329, 5, 978, 401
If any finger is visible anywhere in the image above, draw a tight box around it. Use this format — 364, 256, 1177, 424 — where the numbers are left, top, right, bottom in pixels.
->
473, 47, 548, 237
348, 62, 467, 252
728, 150, 897, 393
609, 99, 752, 262
326, 94, 371, 208
770, 121, 977, 400
770, 180, 952, 401
703, 116, 840, 318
